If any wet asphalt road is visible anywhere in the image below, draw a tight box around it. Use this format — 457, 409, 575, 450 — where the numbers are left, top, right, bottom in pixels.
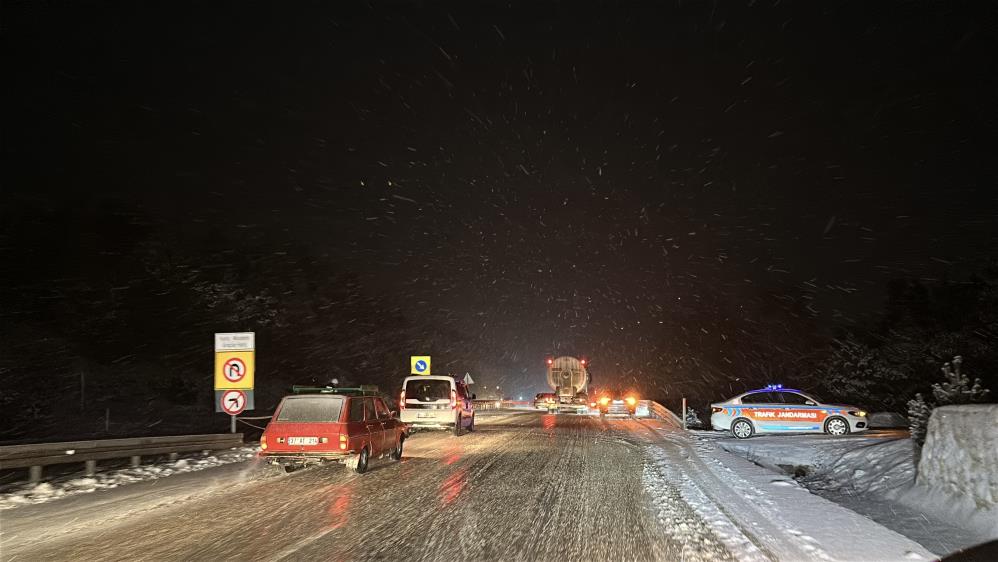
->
1, 411, 706, 561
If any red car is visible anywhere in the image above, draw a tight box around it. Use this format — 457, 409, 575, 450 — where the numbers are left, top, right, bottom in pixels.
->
259, 386, 408, 474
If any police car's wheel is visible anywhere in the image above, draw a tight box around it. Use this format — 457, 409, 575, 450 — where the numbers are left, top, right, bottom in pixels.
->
731, 418, 754, 439
825, 417, 850, 436
355, 446, 370, 474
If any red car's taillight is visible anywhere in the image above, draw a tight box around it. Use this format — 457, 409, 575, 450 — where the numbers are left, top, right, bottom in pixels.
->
400, 390, 406, 411
259, 434, 268, 451
451, 389, 457, 409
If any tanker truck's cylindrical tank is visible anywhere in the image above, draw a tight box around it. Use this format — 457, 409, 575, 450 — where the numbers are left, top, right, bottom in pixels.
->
547, 356, 589, 395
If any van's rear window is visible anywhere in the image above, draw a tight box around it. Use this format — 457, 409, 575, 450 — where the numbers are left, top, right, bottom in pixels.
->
405, 379, 451, 401
276, 396, 344, 422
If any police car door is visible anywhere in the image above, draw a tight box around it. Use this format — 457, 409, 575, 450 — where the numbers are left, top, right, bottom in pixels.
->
776, 391, 824, 432
739, 391, 781, 430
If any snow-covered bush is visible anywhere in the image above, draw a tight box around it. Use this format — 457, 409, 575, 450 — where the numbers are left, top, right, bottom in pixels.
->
908, 356, 992, 445
907, 393, 931, 445
684, 407, 704, 429
932, 356, 991, 406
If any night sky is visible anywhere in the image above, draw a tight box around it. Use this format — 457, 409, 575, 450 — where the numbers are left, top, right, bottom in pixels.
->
4, 1, 997, 404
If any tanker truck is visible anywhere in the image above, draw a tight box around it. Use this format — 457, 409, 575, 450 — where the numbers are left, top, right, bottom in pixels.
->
545, 356, 591, 414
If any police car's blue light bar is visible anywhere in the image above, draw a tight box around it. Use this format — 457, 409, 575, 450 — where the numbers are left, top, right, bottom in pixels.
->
749, 383, 803, 393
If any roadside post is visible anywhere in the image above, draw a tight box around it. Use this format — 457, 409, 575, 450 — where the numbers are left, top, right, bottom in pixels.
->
682, 397, 687, 431
214, 332, 256, 432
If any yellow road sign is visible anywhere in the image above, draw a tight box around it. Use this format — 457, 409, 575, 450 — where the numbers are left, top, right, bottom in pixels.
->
214, 350, 255, 390
410, 356, 431, 375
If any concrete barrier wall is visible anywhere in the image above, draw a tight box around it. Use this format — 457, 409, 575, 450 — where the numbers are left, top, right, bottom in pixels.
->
918, 404, 998, 509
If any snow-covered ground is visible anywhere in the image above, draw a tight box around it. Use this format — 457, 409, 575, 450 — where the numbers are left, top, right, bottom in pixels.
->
634, 423, 935, 561
0, 446, 257, 510
706, 429, 998, 556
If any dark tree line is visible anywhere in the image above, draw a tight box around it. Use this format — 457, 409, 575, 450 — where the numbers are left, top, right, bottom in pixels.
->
811, 265, 998, 413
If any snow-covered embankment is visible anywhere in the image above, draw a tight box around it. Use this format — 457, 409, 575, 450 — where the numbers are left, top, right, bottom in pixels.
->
915, 404, 998, 536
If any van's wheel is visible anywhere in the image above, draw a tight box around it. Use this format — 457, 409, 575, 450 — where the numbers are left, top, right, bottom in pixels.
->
731, 418, 754, 439
468, 413, 475, 432
390, 436, 404, 461
824, 417, 850, 436
453, 414, 462, 436
354, 446, 370, 473
282, 464, 299, 474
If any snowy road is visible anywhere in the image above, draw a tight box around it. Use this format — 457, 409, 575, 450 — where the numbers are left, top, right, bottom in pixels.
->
0, 411, 935, 561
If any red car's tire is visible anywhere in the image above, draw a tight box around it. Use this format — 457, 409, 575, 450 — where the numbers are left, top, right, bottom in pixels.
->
354, 446, 370, 474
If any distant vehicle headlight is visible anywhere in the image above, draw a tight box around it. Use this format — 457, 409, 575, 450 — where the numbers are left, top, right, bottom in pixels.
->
625, 397, 636, 406
599, 397, 610, 406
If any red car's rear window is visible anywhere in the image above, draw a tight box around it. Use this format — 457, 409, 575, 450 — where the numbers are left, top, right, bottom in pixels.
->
276, 396, 344, 422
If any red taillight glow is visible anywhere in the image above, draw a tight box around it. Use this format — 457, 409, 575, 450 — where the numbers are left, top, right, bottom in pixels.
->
580, 359, 587, 365
339, 434, 347, 450
450, 389, 457, 409
546, 358, 553, 365
400, 390, 406, 411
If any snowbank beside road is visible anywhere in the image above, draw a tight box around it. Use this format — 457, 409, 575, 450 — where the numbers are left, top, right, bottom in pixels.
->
0, 446, 258, 510
919, 404, 998, 510
712, 430, 997, 555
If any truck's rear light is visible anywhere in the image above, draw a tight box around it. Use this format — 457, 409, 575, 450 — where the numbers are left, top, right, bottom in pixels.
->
339, 434, 347, 450
400, 390, 406, 410
450, 389, 457, 409
260, 435, 268, 450
711, 407, 723, 413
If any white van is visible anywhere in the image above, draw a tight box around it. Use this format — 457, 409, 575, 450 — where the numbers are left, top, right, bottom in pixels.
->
399, 375, 475, 436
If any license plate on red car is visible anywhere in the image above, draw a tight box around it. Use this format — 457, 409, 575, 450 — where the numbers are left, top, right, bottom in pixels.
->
287, 437, 318, 445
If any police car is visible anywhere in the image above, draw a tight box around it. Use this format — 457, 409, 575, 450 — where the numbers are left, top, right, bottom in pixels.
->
710, 385, 868, 439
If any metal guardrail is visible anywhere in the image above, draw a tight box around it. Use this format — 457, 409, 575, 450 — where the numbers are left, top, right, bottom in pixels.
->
472, 399, 532, 410
0, 433, 245, 483
648, 401, 684, 427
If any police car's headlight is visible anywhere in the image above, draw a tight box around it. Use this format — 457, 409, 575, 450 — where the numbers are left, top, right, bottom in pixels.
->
848, 410, 867, 417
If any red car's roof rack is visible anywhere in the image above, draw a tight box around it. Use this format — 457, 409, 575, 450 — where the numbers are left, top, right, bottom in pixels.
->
291, 385, 380, 395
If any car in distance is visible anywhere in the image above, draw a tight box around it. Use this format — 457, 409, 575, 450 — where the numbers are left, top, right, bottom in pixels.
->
534, 392, 558, 412
710, 384, 868, 439
259, 385, 407, 474
596, 392, 638, 416
400, 375, 475, 435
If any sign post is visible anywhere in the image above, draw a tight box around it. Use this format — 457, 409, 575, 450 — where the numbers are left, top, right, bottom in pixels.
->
215, 333, 255, 432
